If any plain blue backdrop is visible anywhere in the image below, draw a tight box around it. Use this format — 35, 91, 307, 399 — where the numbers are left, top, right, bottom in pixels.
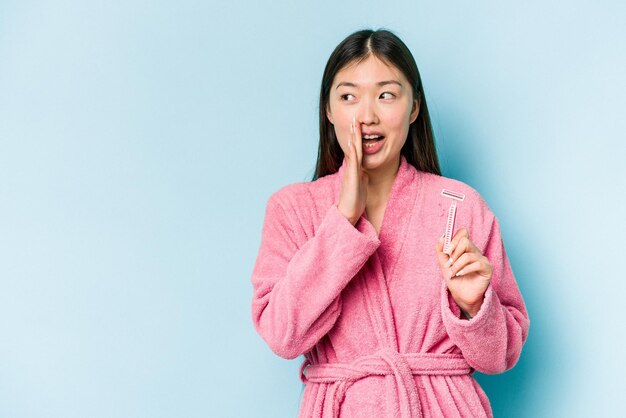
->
1, 1, 625, 417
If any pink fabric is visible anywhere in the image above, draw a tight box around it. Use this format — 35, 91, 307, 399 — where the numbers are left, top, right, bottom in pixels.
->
251, 155, 530, 417
301, 350, 471, 417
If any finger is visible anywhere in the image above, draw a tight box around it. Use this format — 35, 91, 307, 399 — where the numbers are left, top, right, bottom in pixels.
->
353, 115, 363, 166
452, 236, 482, 269
450, 236, 473, 265
347, 118, 358, 171
453, 260, 488, 278
444, 236, 467, 268
435, 233, 450, 269
435, 232, 445, 253
445, 227, 472, 260
446, 227, 469, 254
346, 117, 354, 161
450, 252, 479, 276
348, 115, 354, 155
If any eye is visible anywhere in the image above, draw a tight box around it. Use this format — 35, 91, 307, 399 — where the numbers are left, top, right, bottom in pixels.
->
380, 92, 395, 100
340, 93, 355, 101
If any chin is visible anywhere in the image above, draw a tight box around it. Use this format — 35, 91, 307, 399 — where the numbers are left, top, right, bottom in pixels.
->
362, 152, 401, 173
361, 156, 385, 171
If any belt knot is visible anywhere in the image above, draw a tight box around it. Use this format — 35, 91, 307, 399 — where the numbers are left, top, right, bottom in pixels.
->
300, 349, 470, 418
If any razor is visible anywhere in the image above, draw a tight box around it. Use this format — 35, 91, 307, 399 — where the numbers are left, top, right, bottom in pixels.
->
441, 189, 465, 254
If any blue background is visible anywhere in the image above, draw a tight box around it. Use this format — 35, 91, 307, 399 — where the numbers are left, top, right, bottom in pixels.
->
1, 1, 624, 417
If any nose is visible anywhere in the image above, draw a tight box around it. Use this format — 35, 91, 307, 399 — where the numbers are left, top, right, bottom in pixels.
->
357, 97, 379, 126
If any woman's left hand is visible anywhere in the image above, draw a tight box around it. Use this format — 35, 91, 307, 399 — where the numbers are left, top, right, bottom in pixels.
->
435, 228, 493, 318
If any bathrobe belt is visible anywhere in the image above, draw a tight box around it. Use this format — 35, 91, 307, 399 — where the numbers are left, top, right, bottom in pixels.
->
300, 348, 472, 418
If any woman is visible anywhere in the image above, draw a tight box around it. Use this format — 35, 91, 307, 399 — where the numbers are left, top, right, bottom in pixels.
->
251, 29, 529, 417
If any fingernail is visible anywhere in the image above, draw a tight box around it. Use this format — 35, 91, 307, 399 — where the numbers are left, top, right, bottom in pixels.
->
439, 233, 445, 241
456, 269, 464, 277
445, 257, 454, 268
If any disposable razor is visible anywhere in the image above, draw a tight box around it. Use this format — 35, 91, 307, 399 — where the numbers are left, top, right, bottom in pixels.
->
441, 189, 465, 254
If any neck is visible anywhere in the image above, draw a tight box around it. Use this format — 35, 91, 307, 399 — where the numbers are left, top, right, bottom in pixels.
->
364, 156, 401, 202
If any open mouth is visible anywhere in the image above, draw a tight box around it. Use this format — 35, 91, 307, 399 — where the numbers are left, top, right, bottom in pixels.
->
362, 134, 385, 148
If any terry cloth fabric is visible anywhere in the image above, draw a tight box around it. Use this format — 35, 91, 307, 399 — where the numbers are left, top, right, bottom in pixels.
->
251, 155, 530, 417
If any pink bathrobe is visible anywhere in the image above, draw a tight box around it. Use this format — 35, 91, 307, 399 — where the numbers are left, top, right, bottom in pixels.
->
251, 155, 530, 417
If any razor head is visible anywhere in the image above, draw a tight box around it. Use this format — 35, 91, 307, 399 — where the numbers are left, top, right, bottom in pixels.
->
441, 189, 465, 202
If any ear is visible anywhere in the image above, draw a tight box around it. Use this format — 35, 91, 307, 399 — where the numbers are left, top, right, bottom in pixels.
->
409, 98, 420, 124
326, 102, 334, 125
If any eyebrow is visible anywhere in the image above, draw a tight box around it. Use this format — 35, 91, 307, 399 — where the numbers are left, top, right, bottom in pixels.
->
335, 80, 403, 90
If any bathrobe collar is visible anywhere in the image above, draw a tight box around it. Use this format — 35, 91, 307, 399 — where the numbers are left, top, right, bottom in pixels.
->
333, 154, 423, 282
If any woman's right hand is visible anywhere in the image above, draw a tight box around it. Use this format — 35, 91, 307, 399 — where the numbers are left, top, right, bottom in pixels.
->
338, 116, 369, 225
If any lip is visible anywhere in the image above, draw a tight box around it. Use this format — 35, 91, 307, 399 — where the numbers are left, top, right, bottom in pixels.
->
362, 137, 385, 154
361, 130, 384, 137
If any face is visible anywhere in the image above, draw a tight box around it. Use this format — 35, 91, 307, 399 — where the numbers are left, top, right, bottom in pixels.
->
326, 55, 419, 174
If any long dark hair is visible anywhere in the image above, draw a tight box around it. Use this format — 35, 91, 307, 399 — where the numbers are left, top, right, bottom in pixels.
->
313, 29, 441, 180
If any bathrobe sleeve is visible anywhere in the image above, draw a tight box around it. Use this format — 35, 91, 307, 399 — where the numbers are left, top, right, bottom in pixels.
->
441, 192, 530, 374
251, 188, 381, 359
